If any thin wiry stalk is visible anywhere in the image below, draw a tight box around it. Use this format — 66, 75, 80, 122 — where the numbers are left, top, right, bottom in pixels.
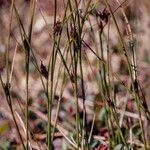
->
83, 5, 113, 147
106, 20, 116, 147
10, 44, 18, 83
95, 7, 129, 147
0, 75, 26, 150
88, 111, 96, 144
104, 0, 147, 148
15, 96, 42, 150
68, 21, 80, 149
78, 31, 90, 150
79, 38, 89, 150
25, 1, 36, 149
13, 2, 30, 149
4, 1, 46, 148
47, 1, 70, 147
51, 72, 67, 142
73, 51, 80, 150
6, 0, 15, 85
47, 0, 59, 148
74, 1, 93, 148
95, 14, 116, 148
13, 1, 36, 149
24, 37, 30, 150
51, 37, 70, 142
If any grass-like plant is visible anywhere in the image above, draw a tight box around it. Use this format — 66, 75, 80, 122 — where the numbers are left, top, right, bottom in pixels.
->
0, 0, 149, 149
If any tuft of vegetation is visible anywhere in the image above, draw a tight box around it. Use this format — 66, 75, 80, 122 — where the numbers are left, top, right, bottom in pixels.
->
0, 0, 150, 149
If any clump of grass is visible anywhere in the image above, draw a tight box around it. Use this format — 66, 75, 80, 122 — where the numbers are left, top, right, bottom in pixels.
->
0, 0, 150, 150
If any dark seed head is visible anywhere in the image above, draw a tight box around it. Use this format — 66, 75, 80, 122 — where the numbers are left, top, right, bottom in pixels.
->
23, 38, 30, 53
142, 100, 148, 111
107, 99, 114, 108
70, 73, 75, 83
40, 60, 48, 80
70, 26, 78, 42
134, 79, 138, 93
4, 83, 10, 96
54, 19, 62, 35
99, 8, 110, 23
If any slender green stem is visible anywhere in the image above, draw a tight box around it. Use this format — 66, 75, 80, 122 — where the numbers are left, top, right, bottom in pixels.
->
0, 75, 26, 150
105, 0, 147, 148
73, 42, 80, 150
25, 48, 29, 150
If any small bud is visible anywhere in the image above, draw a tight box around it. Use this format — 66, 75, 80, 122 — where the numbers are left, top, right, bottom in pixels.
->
99, 8, 110, 23
4, 83, 10, 96
107, 99, 114, 107
23, 38, 30, 53
70, 73, 75, 83
40, 61, 48, 80
70, 27, 78, 42
134, 79, 138, 93
54, 19, 62, 35
142, 100, 148, 111
70, 26, 79, 52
